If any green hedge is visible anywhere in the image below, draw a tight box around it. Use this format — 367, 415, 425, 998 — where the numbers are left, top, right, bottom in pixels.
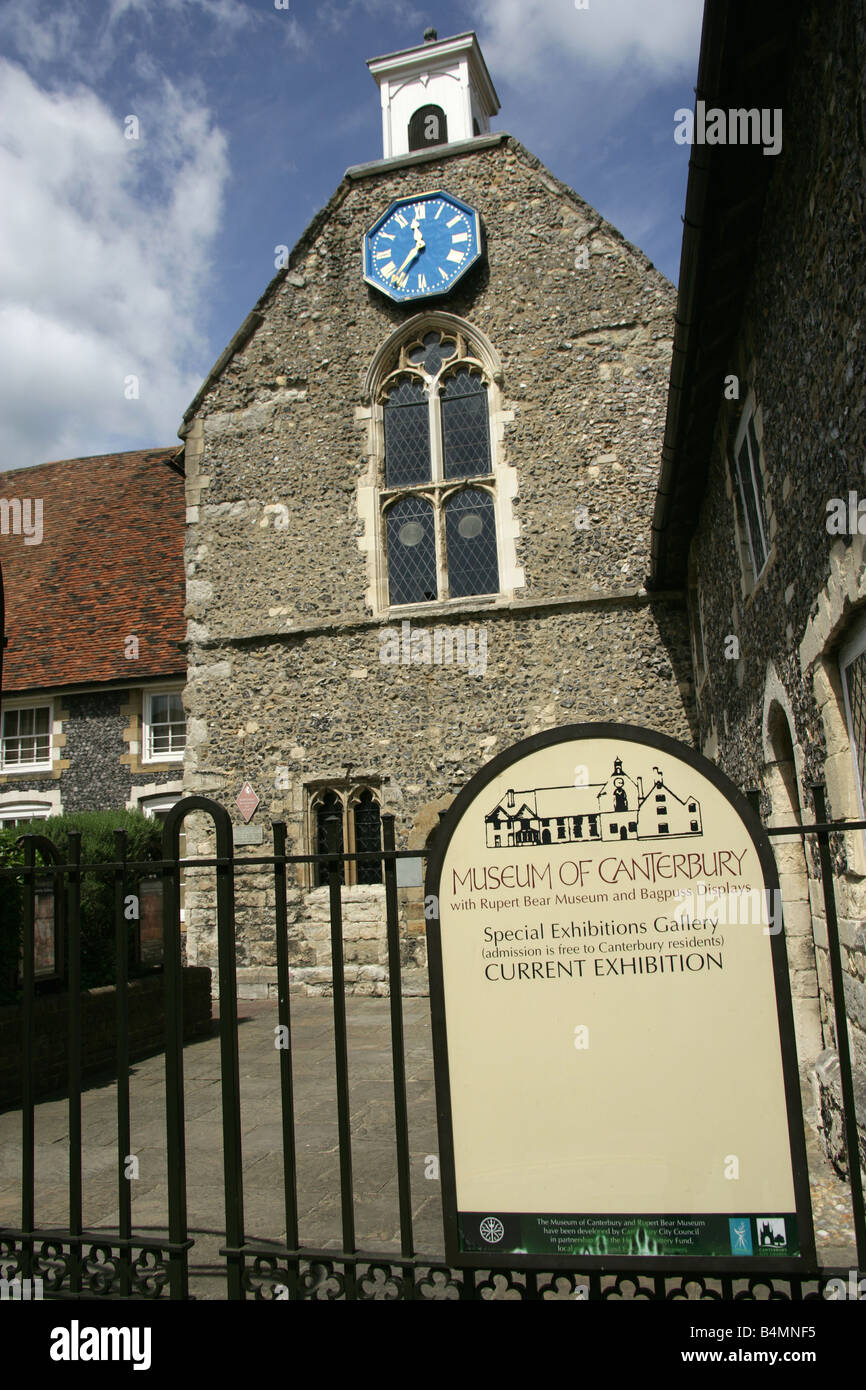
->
0, 810, 163, 1000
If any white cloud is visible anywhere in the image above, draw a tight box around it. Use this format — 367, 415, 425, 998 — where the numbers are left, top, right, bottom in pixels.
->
0, 59, 229, 469
476, 0, 703, 86
0, 0, 257, 83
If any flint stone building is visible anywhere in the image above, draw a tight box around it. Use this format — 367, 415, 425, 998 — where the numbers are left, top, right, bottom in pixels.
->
177, 30, 695, 999
650, 0, 866, 1168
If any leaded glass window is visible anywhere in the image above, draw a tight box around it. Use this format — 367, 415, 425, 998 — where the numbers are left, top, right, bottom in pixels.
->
311, 786, 382, 887
847, 651, 866, 802
384, 377, 431, 488
733, 413, 769, 578
315, 790, 345, 887
840, 621, 866, 817
445, 489, 499, 598
408, 331, 457, 378
353, 790, 382, 885
386, 496, 438, 605
442, 369, 491, 479
378, 326, 500, 606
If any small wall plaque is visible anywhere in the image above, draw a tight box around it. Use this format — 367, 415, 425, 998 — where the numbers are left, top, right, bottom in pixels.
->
233, 824, 264, 847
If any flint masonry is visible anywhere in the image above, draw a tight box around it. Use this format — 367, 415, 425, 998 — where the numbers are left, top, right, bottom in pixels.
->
177, 30, 695, 998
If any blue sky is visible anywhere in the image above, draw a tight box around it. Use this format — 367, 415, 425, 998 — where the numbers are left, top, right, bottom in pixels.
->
0, 0, 704, 470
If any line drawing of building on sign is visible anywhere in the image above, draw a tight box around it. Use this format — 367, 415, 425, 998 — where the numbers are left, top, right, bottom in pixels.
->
484, 757, 703, 848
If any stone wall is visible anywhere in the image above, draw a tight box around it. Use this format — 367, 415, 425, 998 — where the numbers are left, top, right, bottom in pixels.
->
686, 0, 866, 1157
179, 134, 696, 994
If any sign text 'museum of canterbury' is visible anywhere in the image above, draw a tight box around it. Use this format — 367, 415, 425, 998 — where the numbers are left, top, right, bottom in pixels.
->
451, 846, 749, 899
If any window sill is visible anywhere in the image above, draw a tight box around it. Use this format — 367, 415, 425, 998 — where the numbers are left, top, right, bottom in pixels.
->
0, 764, 54, 777
743, 545, 776, 611
385, 594, 499, 621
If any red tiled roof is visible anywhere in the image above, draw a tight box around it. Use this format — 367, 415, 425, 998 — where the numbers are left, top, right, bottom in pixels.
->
0, 448, 185, 693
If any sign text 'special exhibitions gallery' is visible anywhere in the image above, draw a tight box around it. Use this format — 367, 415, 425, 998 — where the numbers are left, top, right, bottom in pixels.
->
425, 725, 815, 1270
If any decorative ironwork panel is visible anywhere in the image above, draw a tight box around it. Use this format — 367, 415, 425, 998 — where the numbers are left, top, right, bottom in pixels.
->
442, 369, 491, 479
384, 377, 431, 488
445, 488, 498, 598
386, 496, 438, 605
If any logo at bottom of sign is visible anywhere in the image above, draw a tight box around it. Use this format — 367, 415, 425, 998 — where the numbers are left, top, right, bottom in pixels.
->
458, 1211, 799, 1259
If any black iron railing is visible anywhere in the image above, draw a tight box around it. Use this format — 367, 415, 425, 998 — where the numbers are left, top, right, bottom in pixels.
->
0, 793, 863, 1300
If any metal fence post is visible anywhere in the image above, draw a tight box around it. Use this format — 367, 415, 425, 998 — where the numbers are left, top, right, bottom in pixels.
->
811, 784, 866, 1268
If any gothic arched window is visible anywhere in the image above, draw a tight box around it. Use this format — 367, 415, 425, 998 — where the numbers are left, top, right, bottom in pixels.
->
444, 488, 498, 598
314, 790, 345, 886
384, 378, 430, 487
311, 785, 383, 887
379, 328, 499, 608
352, 789, 383, 886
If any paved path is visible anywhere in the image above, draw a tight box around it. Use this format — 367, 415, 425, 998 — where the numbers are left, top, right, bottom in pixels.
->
0, 998, 857, 1299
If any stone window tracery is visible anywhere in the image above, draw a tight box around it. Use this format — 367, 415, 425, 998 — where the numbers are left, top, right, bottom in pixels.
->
378, 328, 499, 607
309, 784, 383, 888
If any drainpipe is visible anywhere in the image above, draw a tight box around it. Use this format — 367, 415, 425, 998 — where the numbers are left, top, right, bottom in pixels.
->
648, 0, 729, 590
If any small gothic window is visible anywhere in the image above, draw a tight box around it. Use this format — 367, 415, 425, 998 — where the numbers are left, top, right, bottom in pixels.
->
409, 104, 448, 151
386, 496, 438, 605
442, 369, 491, 480
312, 786, 383, 887
733, 412, 770, 579
445, 488, 498, 598
315, 790, 345, 887
353, 790, 382, 885
384, 377, 431, 488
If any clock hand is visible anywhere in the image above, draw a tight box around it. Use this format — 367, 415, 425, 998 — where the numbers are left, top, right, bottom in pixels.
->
391, 242, 423, 279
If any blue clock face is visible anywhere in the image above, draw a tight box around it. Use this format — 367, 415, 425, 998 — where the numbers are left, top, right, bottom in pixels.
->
363, 191, 482, 303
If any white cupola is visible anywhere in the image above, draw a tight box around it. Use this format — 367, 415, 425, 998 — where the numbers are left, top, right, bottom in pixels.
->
367, 29, 500, 161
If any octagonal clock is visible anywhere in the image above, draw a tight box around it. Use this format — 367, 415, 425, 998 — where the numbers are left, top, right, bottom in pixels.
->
363, 190, 482, 304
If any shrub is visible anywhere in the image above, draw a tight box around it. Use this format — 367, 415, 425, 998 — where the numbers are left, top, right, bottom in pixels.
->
0, 810, 163, 999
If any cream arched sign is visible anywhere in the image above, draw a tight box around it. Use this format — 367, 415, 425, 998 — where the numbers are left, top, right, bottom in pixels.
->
425, 724, 815, 1270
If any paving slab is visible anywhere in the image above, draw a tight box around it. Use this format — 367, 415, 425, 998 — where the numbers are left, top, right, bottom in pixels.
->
0, 996, 858, 1300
